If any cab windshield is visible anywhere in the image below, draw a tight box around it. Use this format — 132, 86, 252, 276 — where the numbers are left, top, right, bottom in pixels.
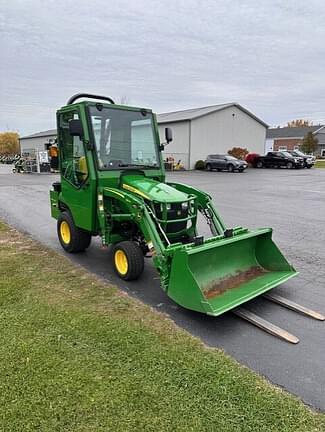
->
282, 151, 294, 158
88, 106, 159, 169
293, 150, 305, 157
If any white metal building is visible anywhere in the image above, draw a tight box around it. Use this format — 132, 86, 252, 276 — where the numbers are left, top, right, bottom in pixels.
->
157, 103, 268, 169
19, 129, 57, 157
20, 103, 268, 169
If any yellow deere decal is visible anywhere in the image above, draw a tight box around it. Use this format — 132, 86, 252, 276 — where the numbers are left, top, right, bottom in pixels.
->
122, 184, 150, 200
104, 188, 125, 199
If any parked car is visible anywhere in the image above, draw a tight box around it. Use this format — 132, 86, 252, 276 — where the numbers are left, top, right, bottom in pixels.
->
287, 150, 315, 168
254, 151, 304, 169
205, 154, 248, 172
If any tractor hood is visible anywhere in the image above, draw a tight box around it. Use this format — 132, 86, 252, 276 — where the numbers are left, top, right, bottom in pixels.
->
121, 174, 188, 203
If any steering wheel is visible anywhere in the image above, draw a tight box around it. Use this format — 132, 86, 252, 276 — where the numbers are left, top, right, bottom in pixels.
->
63, 160, 74, 180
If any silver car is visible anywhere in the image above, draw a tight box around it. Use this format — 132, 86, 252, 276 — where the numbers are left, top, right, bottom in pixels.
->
205, 155, 248, 173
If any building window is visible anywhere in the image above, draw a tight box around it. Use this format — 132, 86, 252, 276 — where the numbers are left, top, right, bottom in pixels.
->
278, 146, 287, 151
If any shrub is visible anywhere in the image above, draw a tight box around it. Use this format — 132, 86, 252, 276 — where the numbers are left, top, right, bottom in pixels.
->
228, 147, 249, 160
195, 160, 205, 170
0, 132, 20, 155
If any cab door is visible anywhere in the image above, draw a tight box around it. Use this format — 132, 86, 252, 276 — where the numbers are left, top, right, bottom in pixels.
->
220, 156, 228, 170
58, 108, 95, 231
211, 155, 218, 169
266, 152, 277, 167
214, 155, 223, 169
275, 152, 285, 167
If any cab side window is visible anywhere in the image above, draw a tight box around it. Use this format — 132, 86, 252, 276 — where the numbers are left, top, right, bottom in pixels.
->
59, 111, 88, 187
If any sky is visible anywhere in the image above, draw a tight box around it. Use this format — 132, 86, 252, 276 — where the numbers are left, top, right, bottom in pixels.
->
1, 0, 325, 135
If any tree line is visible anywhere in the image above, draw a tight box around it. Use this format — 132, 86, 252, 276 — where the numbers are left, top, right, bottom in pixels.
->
0, 132, 20, 155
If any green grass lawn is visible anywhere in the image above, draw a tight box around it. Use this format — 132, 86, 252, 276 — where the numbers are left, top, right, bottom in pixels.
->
0, 220, 324, 431
315, 160, 325, 168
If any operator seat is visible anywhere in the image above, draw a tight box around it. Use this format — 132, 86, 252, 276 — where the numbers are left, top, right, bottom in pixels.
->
78, 156, 88, 181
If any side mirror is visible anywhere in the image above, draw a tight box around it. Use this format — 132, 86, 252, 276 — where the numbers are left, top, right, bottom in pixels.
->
165, 127, 173, 143
69, 119, 84, 137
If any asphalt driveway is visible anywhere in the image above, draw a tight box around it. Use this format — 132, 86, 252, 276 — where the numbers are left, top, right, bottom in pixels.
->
0, 165, 324, 410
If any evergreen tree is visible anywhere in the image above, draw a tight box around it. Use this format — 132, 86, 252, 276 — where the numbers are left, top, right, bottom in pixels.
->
301, 132, 318, 154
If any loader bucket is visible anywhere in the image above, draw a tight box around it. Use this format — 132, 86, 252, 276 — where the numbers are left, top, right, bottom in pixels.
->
167, 228, 297, 316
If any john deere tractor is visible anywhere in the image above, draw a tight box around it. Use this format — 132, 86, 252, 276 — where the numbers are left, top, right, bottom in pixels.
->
50, 94, 297, 318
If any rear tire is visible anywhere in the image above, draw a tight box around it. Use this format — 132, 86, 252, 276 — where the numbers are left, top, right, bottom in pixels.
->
112, 241, 144, 281
227, 164, 234, 172
206, 163, 212, 171
57, 211, 91, 253
256, 161, 263, 168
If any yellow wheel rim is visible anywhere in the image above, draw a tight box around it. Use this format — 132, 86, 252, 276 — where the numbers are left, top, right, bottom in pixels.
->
114, 249, 128, 275
60, 221, 71, 244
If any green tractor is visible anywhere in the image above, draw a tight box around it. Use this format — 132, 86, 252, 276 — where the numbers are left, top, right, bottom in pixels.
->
50, 93, 298, 322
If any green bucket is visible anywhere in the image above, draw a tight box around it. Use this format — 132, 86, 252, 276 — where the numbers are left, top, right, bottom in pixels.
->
167, 228, 297, 316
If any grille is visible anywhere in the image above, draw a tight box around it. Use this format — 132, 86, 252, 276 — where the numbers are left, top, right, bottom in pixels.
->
154, 202, 188, 233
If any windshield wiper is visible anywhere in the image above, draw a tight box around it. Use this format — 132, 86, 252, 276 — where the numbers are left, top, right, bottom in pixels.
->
118, 163, 158, 169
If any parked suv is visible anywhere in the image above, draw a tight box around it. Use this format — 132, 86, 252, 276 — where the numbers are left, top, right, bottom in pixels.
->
205, 155, 248, 172
287, 150, 315, 168
254, 151, 304, 169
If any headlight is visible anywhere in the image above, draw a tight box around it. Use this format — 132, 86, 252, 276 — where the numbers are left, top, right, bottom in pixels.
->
166, 203, 171, 210
181, 202, 188, 209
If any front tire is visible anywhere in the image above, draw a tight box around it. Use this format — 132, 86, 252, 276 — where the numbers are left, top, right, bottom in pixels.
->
227, 164, 234, 172
112, 241, 144, 281
287, 162, 293, 169
57, 211, 91, 253
206, 163, 212, 171
256, 161, 263, 168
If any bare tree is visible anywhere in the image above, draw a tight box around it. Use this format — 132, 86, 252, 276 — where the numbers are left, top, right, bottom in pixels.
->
287, 119, 313, 127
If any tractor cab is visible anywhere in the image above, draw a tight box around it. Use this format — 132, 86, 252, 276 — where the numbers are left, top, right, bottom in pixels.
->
55, 94, 171, 232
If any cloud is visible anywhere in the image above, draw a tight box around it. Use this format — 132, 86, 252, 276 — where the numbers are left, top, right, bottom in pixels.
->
1, 0, 325, 134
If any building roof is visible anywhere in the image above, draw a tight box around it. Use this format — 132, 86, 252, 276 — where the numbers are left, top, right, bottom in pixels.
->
266, 125, 323, 139
157, 103, 269, 127
20, 102, 268, 140
20, 129, 57, 140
